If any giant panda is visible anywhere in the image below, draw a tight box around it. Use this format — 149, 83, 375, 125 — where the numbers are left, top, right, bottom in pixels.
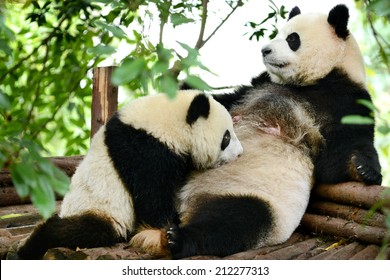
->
13, 91, 243, 259
219, 4, 382, 186
134, 4, 382, 259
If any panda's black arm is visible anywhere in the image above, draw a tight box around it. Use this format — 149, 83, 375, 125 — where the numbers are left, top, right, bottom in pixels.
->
105, 116, 189, 228
212, 71, 270, 110
314, 124, 382, 185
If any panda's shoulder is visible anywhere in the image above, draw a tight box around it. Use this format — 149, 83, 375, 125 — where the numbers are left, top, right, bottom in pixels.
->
316, 69, 370, 97
251, 71, 271, 87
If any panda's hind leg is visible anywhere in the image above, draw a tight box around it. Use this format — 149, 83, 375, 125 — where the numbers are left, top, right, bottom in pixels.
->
167, 195, 274, 259
13, 212, 122, 259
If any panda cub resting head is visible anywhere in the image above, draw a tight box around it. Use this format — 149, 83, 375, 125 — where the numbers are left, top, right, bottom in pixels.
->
136, 4, 382, 259
13, 91, 243, 259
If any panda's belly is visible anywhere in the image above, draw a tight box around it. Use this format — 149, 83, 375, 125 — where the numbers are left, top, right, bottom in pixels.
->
59, 127, 135, 238
178, 128, 313, 246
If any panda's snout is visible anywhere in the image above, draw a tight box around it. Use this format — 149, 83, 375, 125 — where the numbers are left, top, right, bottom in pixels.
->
261, 47, 272, 57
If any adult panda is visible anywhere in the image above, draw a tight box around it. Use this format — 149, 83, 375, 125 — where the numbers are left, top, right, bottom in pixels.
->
219, 4, 382, 186
13, 91, 243, 259
135, 4, 382, 259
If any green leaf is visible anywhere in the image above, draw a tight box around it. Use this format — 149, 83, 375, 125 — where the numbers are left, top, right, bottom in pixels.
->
10, 163, 34, 198
341, 115, 375, 125
0, 92, 11, 110
111, 58, 146, 86
87, 45, 116, 56
159, 75, 178, 99
377, 124, 390, 135
94, 20, 127, 39
368, 0, 390, 17
31, 177, 56, 219
171, 13, 194, 27
50, 166, 70, 196
185, 75, 212, 91
357, 99, 377, 112
0, 39, 12, 56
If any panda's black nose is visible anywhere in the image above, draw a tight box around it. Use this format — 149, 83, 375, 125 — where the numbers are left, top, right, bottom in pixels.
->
261, 47, 272, 57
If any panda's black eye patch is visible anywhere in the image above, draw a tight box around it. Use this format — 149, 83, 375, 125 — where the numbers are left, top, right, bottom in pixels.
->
221, 130, 231, 151
286, 32, 300, 51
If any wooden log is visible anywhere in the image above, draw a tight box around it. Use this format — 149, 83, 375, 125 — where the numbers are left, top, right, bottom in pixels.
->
0, 213, 42, 228
0, 187, 30, 207
49, 156, 83, 176
0, 156, 83, 187
349, 245, 380, 260
307, 200, 386, 228
0, 156, 82, 206
294, 240, 336, 260
314, 182, 388, 210
309, 242, 365, 260
254, 238, 319, 260
43, 243, 154, 260
301, 213, 387, 245
224, 232, 307, 260
91, 66, 118, 138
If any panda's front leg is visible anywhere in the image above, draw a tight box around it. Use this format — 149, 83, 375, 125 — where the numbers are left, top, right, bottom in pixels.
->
167, 195, 273, 259
349, 149, 382, 186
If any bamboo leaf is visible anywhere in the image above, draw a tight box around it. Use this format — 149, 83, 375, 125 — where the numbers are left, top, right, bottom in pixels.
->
341, 115, 375, 125
185, 75, 212, 91
111, 58, 146, 86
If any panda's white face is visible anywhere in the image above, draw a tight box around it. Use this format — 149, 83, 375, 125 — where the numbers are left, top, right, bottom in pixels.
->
189, 96, 243, 169
118, 91, 243, 170
262, 10, 365, 86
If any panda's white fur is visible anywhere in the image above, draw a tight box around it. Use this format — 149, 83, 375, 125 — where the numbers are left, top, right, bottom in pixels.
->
263, 12, 365, 86
59, 126, 135, 239
14, 90, 243, 259
179, 98, 316, 246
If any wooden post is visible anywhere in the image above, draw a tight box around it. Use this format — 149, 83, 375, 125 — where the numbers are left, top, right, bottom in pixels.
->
91, 66, 118, 138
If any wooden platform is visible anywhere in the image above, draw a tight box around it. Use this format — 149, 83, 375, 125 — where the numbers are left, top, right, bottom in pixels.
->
1, 176, 389, 260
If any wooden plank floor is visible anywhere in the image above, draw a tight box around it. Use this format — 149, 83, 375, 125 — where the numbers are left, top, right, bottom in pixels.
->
1, 200, 389, 260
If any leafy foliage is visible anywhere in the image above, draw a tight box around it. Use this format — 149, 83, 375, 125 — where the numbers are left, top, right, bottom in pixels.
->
246, 0, 288, 41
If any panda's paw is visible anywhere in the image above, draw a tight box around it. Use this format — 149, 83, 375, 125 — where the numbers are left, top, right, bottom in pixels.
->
350, 154, 382, 186
166, 225, 181, 253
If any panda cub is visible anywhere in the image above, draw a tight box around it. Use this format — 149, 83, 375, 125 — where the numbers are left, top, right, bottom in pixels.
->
136, 4, 382, 259
14, 91, 243, 259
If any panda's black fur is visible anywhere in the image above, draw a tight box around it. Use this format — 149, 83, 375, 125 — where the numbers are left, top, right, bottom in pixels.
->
219, 68, 381, 185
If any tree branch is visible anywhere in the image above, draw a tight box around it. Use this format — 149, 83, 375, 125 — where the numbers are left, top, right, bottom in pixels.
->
364, 0, 390, 72
195, 0, 208, 49
158, 0, 172, 44
201, 0, 243, 48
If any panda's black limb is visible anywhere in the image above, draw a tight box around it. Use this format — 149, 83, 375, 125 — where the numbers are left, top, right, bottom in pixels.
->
105, 114, 190, 228
167, 195, 273, 259
15, 213, 122, 260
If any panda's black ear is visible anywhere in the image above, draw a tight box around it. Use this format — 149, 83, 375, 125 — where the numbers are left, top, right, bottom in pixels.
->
327, 4, 349, 39
186, 94, 210, 125
288, 6, 301, 21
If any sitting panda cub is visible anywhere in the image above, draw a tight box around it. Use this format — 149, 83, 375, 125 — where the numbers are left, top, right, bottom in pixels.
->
135, 4, 382, 259
14, 91, 243, 259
